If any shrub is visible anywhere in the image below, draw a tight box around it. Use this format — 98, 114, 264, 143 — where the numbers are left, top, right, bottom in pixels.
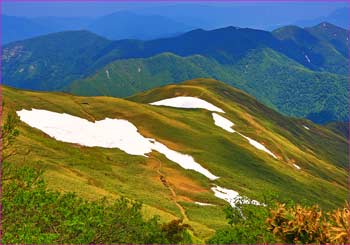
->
327, 202, 350, 244
266, 203, 329, 243
208, 196, 277, 244
209, 193, 349, 244
266, 202, 350, 244
2, 164, 193, 244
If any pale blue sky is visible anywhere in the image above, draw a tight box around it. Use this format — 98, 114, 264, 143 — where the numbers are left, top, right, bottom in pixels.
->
2, 1, 348, 19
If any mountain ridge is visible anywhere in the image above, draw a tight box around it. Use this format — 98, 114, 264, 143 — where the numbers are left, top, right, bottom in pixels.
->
2, 23, 349, 123
3, 79, 347, 240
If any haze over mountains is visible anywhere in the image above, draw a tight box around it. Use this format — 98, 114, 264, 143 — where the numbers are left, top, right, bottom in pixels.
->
295, 7, 349, 29
2, 4, 349, 43
2, 12, 194, 44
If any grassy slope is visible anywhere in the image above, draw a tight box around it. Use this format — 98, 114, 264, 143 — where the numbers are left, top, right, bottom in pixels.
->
3, 79, 348, 240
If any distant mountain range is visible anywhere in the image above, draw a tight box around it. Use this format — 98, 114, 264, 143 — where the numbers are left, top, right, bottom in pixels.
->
2, 6, 348, 43
3, 22, 349, 124
295, 7, 349, 29
2, 15, 94, 44
2, 12, 192, 44
132, 4, 350, 30
87, 11, 194, 40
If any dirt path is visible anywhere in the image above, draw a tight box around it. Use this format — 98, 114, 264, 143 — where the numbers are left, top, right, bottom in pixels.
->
152, 156, 189, 222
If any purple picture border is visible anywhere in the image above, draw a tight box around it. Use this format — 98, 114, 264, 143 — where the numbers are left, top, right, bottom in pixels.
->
1, 0, 350, 2
0, 0, 349, 244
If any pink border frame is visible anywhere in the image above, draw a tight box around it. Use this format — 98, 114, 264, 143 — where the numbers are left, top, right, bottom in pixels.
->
0, 1, 349, 244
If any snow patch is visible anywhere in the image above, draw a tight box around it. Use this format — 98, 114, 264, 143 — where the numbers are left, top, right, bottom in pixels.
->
305, 55, 311, 63
303, 125, 310, 130
293, 164, 301, 170
211, 113, 277, 159
195, 202, 215, 206
151, 141, 219, 180
238, 133, 277, 159
150, 97, 224, 113
17, 109, 219, 180
105, 70, 110, 79
211, 185, 260, 207
17, 109, 152, 156
212, 113, 235, 133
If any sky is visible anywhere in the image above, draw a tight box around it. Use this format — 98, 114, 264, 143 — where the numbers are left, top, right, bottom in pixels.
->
2, 1, 348, 18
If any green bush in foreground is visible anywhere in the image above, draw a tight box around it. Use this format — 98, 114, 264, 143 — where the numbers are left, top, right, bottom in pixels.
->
207, 196, 278, 244
2, 164, 192, 244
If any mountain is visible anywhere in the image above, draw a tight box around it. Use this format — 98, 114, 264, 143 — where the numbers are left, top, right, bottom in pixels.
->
2, 30, 111, 90
1, 15, 94, 44
273, 23, 349, 74
31, 16, 93, 31
87, 11, 194, 40
67, 51, 348, 124
3, 78, 348, 240
306, 22, 350, 58
67, 53, 230, 97
134, 3, 347, 30
2, 12, 192, 44
68, 25, 348, 123
2, 15, 54, 44
2, 24, 348, 123
295, 7, 350, 29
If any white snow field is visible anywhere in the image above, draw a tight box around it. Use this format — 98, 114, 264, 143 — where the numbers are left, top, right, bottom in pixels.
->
17, 109, 219, 180
150, 96, 224, 113
17, 109, 152, 156
211, 185, 261, 207
212, 113, 235, 133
